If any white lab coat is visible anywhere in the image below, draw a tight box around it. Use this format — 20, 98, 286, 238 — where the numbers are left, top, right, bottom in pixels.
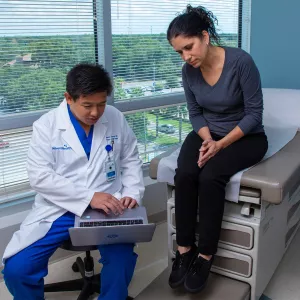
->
2, 100, 144, 263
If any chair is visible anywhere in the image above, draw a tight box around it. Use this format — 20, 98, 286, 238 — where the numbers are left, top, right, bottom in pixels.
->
44, 239, 134, 300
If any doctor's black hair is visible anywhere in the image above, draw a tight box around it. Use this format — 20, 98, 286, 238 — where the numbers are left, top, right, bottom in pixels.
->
66, 63, 113, 101
167, 4, 221, 45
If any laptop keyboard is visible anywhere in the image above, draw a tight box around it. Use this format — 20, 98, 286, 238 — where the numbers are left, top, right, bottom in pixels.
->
79, 219, 144, 227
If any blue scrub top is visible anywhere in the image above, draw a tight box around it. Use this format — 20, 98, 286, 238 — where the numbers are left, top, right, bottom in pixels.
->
67, 105, 94, 160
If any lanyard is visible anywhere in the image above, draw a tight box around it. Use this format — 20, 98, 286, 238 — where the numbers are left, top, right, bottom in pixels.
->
105, 144, 113, 160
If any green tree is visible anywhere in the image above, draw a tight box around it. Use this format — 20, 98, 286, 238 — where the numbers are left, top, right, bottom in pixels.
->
156, 60, 180, 81
3, 68, 65, 112
154, 83, 164, 91
114, 88, 127, 100
112, 34, 179, 81
29, 38, 79, 69
166, 76, 179, 89
130, 87, 144, 98
165, 106, 178, 116
113, 77, 127, 100
112, 43, 130, 79
0, 37, 31, 65
125, 113, 148, 142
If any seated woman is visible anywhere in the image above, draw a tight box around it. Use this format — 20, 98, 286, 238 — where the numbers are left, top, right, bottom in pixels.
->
166, 4, 268, 294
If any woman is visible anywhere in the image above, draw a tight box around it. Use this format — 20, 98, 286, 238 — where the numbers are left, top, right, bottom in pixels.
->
166, 5, 268, 294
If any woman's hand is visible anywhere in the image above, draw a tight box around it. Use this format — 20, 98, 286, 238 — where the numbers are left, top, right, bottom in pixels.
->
198, 138, 211, 166
198, 139, 223, 168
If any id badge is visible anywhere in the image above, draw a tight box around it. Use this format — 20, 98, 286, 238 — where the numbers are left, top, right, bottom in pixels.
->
105, 159, 116, 182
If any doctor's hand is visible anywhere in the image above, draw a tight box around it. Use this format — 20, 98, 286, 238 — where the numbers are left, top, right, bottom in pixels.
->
90, 192, 125, 215
198, 140, 223, 168
120, 197, 138, 209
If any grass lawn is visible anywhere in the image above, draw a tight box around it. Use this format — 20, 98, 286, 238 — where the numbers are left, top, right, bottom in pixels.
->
156, 134, 179, 145
147, 112, 192, 132
147, 129, 179, 145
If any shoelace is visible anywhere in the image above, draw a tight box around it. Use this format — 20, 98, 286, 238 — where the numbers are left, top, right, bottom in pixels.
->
172, 252, 185, 270
190, 258, 205, 275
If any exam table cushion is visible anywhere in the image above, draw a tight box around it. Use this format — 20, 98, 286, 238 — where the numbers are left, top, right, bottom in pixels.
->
149, 131, 300, 204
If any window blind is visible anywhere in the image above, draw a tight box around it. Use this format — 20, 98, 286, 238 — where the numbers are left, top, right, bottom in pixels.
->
111, 0, 243, 102
0, 0, 101, 203
0, 0, 99, 116
0, 127, 32, 203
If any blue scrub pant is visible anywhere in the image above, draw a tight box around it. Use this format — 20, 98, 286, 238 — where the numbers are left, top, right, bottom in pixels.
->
2, 212, 137, 300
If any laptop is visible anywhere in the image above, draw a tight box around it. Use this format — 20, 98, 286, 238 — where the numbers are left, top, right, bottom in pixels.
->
69, 206, 156, 246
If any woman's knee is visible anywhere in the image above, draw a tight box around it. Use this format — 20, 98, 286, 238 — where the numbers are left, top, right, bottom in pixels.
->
177, 131, 202, 170
199, 167, 227, 187
175, 168, 198, 184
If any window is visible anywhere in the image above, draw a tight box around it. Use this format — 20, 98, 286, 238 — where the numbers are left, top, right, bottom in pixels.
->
0, 0, 101, 203
0, 128, 32, 202
111, 1, 184, 102
111, 0, 241, 103
0, 0, 98, 115
125, 104, 192, 163
0, 0, 248, 204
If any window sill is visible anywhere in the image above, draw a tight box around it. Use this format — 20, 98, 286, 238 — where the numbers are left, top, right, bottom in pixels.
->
0, 190, 36, 208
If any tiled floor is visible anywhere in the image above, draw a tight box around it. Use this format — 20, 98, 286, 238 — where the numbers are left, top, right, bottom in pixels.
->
1, 222, 300, 300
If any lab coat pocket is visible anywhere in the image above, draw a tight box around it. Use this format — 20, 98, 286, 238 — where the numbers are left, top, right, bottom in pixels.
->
52, 148, 76, 167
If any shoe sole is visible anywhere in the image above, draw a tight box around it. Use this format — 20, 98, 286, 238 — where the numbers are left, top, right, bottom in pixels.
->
169, 275, 186, 289
184, 280, 207, 294
168, 251, 199, 289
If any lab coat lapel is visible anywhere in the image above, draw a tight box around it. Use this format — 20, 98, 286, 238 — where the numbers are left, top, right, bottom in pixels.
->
56, 100, 87, 159
88, 113, 108, 165
62, 126, 87, 159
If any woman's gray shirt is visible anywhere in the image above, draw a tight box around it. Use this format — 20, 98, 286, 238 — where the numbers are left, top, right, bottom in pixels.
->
182, 47, 264, 136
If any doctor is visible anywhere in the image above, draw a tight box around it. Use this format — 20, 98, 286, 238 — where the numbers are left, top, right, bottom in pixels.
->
2, 63, 145, 300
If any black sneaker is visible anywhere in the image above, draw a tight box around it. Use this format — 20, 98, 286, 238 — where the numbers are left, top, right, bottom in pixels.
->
184, 255, 214, 293
168, 244, 198, 289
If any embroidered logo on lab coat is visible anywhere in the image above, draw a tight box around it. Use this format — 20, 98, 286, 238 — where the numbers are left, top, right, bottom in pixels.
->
52, 144, 72, 150
106, 135, 119, 141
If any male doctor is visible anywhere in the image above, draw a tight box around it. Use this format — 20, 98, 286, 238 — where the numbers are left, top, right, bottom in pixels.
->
2, 63, 145, 300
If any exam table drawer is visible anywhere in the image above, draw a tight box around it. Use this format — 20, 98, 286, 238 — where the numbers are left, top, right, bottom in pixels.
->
213, 248, 252, 278
219, 221, 254, 250
170, 209, 253, 250
171, 234, 252, 278
287, 184, 300, 223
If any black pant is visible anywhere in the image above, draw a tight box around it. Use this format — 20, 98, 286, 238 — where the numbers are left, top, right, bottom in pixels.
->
174, 131, 268, 255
